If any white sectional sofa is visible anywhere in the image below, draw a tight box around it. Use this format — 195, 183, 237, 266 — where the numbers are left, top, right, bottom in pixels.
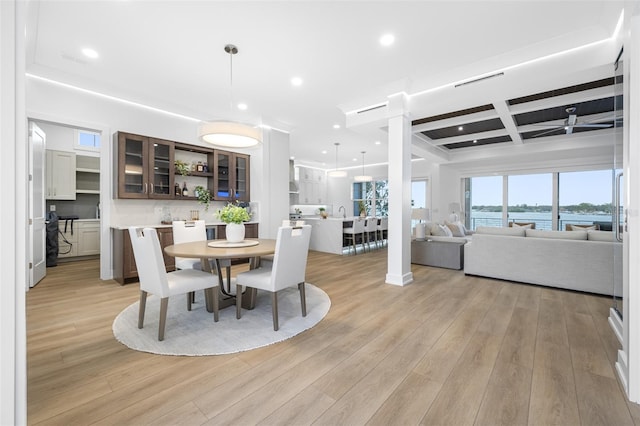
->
463, 226, 621, 295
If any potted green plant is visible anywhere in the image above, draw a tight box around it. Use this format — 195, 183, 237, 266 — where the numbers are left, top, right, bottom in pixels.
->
174, 159, 191, 176
358, 200, 366, 217
194, 185, 211, 211
318, 207, 328, 219
216, 202, 251, 242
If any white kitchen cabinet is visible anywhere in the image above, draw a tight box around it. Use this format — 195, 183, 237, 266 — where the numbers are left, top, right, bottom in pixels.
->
57, 220, 100, 259
46, 150, 76, 200
77, 221, 100, 256
297, 166, 326, 204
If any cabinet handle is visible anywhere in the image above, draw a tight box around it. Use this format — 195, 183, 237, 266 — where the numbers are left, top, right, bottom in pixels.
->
150, 183, 154, 194
144, 183, 148, 194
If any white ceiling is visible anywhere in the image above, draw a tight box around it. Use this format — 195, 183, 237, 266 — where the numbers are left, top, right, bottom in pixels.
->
26, 0, 625, 170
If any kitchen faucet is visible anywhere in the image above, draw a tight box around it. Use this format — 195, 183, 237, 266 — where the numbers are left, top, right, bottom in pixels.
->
338, 205, 346, 218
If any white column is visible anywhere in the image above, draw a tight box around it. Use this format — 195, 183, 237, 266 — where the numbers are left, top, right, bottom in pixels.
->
1, 0, 27, 423
386, 93, 413, 286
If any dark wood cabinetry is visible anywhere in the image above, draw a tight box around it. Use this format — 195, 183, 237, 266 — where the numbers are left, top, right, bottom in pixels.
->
115, 132, 250, 202
213, 150, 250, 202
116, 132, 175, 199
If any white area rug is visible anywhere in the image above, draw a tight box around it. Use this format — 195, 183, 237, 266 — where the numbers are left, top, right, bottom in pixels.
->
112, 284, 330, 356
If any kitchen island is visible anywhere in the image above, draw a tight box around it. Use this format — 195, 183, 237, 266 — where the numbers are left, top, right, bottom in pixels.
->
305, 217, 361, 255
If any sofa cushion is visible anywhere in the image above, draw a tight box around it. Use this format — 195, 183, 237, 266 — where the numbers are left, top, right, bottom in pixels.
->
525, 229, 588, 240
588, 230, 615, 242
476, 226, 525, 237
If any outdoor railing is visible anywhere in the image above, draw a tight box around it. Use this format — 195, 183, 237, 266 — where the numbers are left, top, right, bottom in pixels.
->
470, 217, 601, 231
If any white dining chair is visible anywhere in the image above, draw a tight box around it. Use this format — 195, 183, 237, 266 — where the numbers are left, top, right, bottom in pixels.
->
235, 225, 312, 331
172, 220, 232, 305
128, 227, 219, 341
260, 220, 306, 268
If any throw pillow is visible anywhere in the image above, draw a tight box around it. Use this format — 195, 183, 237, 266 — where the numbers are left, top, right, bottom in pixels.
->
439, 224, 453, 237
445, 221, 466, 237
512, 222, 533, 229
568, 224, 596, 231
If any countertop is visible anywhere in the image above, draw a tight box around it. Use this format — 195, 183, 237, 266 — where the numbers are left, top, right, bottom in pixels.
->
110, 221, 259, 230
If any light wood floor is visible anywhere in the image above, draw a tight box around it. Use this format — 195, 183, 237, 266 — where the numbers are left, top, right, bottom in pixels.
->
27, 249, 640, 425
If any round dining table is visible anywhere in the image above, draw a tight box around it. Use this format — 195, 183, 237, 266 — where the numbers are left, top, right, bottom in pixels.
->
164, 238, 276, 311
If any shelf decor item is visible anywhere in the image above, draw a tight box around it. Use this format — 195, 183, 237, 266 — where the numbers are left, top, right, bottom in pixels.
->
174, 160, 191, 176
216, 202, 251, 243
194, 185, 211, 211
318, 207, 328, 219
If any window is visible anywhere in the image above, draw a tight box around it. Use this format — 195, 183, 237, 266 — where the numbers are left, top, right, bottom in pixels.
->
468, 176, 502, 229
353, 180, 388, 216
558, 170, 615, 230
76, 129, 101, 151
467, 169, 618, 231
411, 180, 428, 208
507, 173, 552, 230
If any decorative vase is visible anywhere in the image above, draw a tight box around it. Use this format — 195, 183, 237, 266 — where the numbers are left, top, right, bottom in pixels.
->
225, 223, 245, 243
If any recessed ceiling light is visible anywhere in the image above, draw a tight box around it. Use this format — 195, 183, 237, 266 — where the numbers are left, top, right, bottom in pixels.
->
458, 126, 464, 131
290, 156, 295, 160
81, 48, 99, 59
291, 77, 303, 86
237, 103, 248, 110
379, 34, 395, 46
333, 124, 340, 129
473, 139, 478, 143
353, 158, 358, 162
321, 150, 327, 154
374, 140, 381, 145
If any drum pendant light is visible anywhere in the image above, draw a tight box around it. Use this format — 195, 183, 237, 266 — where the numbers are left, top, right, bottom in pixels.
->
327, 143, 347, 177
353, 151, 372, 182
198, 44, 262, 148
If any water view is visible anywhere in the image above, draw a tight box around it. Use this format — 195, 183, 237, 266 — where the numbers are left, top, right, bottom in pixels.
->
470, 211, 615, 231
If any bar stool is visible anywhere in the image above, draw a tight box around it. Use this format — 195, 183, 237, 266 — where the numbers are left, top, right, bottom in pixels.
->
377, 217, 388, 246
364, 217, 378, 251
343, 218, 366, 255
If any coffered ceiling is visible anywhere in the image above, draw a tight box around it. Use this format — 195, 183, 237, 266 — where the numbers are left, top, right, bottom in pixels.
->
25, 1, 626, 170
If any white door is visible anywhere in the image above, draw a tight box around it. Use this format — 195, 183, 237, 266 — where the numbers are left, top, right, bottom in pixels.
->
30, 122, 46, 287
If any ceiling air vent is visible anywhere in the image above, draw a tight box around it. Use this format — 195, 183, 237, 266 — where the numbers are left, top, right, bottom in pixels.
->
356, 103, 387, 114
455, 72, 504, 88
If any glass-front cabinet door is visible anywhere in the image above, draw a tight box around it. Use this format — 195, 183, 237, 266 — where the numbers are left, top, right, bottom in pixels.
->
117, 132, 174, 199
213, 150, 250, 202
118, 133, 148, 198
149, 138, 174, 199
233, 153, 250, 201
214, 151, 231, 200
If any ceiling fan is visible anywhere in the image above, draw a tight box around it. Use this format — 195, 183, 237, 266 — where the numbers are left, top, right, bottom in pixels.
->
532, 107, 613, 138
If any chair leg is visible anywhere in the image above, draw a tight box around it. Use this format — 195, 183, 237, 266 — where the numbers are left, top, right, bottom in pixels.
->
138, 290, 148, 329
236, 284, 243, 319
187, 292, 192, 311
298, 282, 307, 317
158, 297, 169, 341
212, 287, 219, 322
271, 292, 279, 331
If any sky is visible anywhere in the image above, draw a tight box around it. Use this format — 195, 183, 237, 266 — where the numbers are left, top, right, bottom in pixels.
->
470, 170, 618, 206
